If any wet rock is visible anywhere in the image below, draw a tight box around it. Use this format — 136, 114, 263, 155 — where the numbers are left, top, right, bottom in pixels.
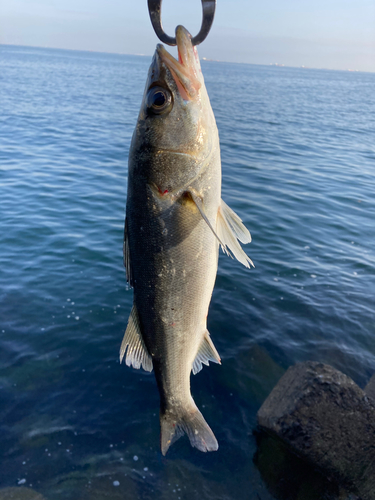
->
215, 343, 285, 406
77, 474, 138, 500
364, 373, 375, 401
0, 488, 45, 500
254, 430, 358, 500
257, 361, 375, 500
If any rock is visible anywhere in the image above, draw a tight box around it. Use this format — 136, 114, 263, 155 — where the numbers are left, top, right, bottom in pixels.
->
0, 488, 45, 500
257, 361, 375, 500
254, 430, 359, 500
364, 373, 375, 401
215, 343, 286, 407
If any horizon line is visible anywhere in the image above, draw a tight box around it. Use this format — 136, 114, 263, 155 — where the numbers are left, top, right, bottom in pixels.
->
1, 42, 373, 75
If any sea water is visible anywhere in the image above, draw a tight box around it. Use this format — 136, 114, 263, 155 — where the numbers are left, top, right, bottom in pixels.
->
0, 44, 374, 499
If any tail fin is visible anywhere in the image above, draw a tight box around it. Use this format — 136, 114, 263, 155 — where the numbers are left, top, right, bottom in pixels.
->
160, 404, 218, 456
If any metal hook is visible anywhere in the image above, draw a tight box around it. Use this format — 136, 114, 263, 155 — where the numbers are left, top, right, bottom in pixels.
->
147, 0, 216, 46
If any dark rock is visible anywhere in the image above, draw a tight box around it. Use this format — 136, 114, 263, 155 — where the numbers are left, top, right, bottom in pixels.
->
215, 343, 286, 407
257, 361, 375, 500
254, 429, 355, 500
0, 488, 45, 500
365, 373, 375, 401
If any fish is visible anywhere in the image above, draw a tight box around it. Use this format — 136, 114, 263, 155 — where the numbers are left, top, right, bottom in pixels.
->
121, 25, 253, 455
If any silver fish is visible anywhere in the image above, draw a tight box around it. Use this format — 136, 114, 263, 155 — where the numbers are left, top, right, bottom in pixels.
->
121, 25, 253, 455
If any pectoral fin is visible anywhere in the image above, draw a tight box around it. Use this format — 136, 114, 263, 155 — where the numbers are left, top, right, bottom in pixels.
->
192, 330, 221, 375
123, 217, 133, 286
187, 190, 226, 248
120, 304, 153, 372
188, 190, 254, 269
217, 200, 254, 269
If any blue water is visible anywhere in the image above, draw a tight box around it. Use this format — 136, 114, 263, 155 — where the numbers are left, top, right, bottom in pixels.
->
1, 44, 374, 499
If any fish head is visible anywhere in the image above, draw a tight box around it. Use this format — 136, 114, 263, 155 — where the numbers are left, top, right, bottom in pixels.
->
131, 25, 218, 192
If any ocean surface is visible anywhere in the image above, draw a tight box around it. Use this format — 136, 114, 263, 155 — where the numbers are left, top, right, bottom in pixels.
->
0, 44, 374, 500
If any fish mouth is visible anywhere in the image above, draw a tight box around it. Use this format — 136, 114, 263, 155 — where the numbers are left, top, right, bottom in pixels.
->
156, 25, 202, 100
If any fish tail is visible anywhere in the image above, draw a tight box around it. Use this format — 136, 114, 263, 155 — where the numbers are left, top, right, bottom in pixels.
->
160, 403, 218, 455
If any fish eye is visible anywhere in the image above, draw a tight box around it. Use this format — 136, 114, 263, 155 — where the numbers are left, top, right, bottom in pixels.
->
146, 86, 172, 115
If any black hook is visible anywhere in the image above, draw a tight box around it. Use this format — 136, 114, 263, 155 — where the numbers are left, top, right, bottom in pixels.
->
147, 0, 216, 46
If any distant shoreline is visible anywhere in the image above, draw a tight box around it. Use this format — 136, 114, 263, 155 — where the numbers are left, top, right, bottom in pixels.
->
1, 43, 373, 75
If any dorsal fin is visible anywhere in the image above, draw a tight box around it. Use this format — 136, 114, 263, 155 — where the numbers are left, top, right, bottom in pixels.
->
120, 304, 153, 372
192, 330, 221, 375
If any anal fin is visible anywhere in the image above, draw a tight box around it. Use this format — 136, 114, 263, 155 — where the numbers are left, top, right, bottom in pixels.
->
192, 330, 221, 375
120, 304, 153, 372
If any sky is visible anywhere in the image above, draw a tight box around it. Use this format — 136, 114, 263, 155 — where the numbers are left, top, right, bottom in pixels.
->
1, 0, 374, 72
